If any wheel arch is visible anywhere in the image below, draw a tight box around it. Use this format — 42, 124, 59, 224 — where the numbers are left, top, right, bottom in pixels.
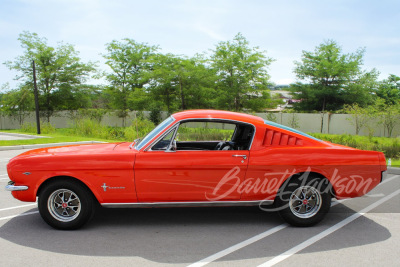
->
36, 176, 100, 205
274, 171, 335, 203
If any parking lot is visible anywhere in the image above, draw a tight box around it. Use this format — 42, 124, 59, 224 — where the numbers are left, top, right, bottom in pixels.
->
0, 148, 399, 267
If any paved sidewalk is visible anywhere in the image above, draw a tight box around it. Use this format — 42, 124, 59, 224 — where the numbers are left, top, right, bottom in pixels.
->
0, 132, 48, 140
0, 141, 106, 151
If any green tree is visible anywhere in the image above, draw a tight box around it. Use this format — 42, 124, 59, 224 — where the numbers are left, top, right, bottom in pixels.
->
376, 74, 400, 105
103, 38, 158, 125
374, 99, 400, 137
147, 53, 216, 113
292, 40, 377, 111
1, 83, 34, 125
4, 31, 96, 121
210, 33, 274, 111
342, 103, 376, 135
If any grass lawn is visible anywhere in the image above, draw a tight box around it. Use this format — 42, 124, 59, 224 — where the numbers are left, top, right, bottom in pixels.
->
389, 158, 400, 167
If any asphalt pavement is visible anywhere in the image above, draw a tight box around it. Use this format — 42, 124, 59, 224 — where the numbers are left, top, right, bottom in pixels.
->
0, 147, 399, 267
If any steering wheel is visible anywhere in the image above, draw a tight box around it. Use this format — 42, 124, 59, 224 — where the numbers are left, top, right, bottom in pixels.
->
215, 141, 235, 150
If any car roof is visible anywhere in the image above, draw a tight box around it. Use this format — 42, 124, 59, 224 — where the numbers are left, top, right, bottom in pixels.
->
172, 110, 265, 125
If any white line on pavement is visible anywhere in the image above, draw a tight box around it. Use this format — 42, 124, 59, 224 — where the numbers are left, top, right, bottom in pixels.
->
187, 224, 287, 267
257, 188, 400, 267
188, 200, 346, 267
187, 174, 399, 267
381, 174, 399, 185
0, 211, 39, 221
0, 203, 37, 212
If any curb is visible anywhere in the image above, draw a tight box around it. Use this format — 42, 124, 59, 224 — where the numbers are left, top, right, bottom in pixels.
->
0, 132, 48, 139
0, 141, 106, 151
388, 167, 400, 175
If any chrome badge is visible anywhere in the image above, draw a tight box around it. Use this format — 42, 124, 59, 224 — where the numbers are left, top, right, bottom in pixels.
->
101, 183, 125, 192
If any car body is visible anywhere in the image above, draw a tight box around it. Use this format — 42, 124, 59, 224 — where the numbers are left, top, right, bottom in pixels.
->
6, 110, 387, 229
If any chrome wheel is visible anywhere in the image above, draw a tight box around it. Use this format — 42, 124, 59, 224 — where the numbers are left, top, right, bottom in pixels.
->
289, 186, 322, 219
48, 189, 81, 222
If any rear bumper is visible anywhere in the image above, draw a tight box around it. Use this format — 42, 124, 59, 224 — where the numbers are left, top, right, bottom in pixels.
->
5, 181, 28, 191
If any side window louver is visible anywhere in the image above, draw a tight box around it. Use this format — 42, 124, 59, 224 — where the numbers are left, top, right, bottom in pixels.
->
262, 129, 303, 146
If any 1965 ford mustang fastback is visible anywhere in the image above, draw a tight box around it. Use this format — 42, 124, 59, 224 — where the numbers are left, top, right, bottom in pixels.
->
6, 110, 387, 229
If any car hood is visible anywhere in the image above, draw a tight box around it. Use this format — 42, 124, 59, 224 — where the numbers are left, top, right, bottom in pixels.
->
13, 142, 121, 159
7, 142, 137, 177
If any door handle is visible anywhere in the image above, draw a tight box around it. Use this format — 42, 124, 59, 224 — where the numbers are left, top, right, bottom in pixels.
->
232, 154, 247, 160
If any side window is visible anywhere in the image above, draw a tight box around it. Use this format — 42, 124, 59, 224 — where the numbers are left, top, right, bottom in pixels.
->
177, 122, 235, 142
151, 127, 176, 151
149, 121, 255, 151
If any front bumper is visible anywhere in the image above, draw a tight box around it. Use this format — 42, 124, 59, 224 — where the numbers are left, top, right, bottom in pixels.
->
5, 181, 28, 191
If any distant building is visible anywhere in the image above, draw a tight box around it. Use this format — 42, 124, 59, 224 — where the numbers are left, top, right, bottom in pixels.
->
268, 84, 290, 91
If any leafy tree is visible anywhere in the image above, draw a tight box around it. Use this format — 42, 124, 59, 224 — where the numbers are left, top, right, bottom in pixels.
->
147, 53, 216, 113
292, 40, 377, 112
146, 54, 179, 113
1, 83, 34, 125
4, 31, 96, 121
342, 103, 375, 135
376, 74, 400, 105
374, 99, 400, 137
210, 33, 274, 111
103, 38, 158, 125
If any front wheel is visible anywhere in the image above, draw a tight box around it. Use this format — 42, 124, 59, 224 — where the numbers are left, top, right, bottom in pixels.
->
275, 177, 331, 227
38, 180, 95, 230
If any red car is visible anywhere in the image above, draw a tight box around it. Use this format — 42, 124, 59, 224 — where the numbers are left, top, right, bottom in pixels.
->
6, 110, 387, 229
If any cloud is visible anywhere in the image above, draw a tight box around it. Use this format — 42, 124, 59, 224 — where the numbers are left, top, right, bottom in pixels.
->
194, 24, 225, 41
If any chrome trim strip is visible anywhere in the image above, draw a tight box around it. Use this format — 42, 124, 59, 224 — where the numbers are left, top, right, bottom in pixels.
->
136, 116, 176, 151
101, 200, 273, 208
5, 185, 29, 191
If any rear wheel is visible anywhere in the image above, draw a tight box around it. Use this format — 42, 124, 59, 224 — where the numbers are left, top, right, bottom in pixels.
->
38, 180, 95, 230
276, 177, 331, 227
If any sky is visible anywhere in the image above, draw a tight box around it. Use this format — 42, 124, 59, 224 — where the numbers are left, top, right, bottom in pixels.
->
1, 0, 399, 88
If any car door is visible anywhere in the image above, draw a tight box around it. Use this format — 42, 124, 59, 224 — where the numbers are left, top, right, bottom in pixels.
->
134, 149, 249, 202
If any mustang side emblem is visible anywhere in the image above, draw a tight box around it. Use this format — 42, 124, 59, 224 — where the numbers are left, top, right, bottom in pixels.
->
101, 183, 125, 192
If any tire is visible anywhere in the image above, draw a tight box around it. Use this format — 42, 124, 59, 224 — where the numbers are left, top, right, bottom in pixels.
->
38, 179, 96, 230
275, 176, 331, 227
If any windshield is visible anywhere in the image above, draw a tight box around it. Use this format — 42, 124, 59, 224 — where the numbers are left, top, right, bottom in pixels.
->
263, 119, 321, 141
135, 116, 175, 150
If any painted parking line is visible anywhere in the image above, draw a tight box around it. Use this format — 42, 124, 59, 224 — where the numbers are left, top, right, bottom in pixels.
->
258, 188, 400, 267
0, 211, 39, 221
0, 203, 37, 212
187, 224, 287, 267
187, 199, 346, 267
187, 174, 399, 267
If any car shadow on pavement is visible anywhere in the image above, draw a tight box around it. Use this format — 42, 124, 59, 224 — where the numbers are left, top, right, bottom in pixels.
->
0, 204, 391, 264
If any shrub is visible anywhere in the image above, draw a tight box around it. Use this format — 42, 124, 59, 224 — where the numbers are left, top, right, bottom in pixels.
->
69, 118, 104, 137
20, 122, 36, 133
20, 121, 56, 134
41, 122, 56, 134
311, 133, 400, 159
124, 118, 155, 140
